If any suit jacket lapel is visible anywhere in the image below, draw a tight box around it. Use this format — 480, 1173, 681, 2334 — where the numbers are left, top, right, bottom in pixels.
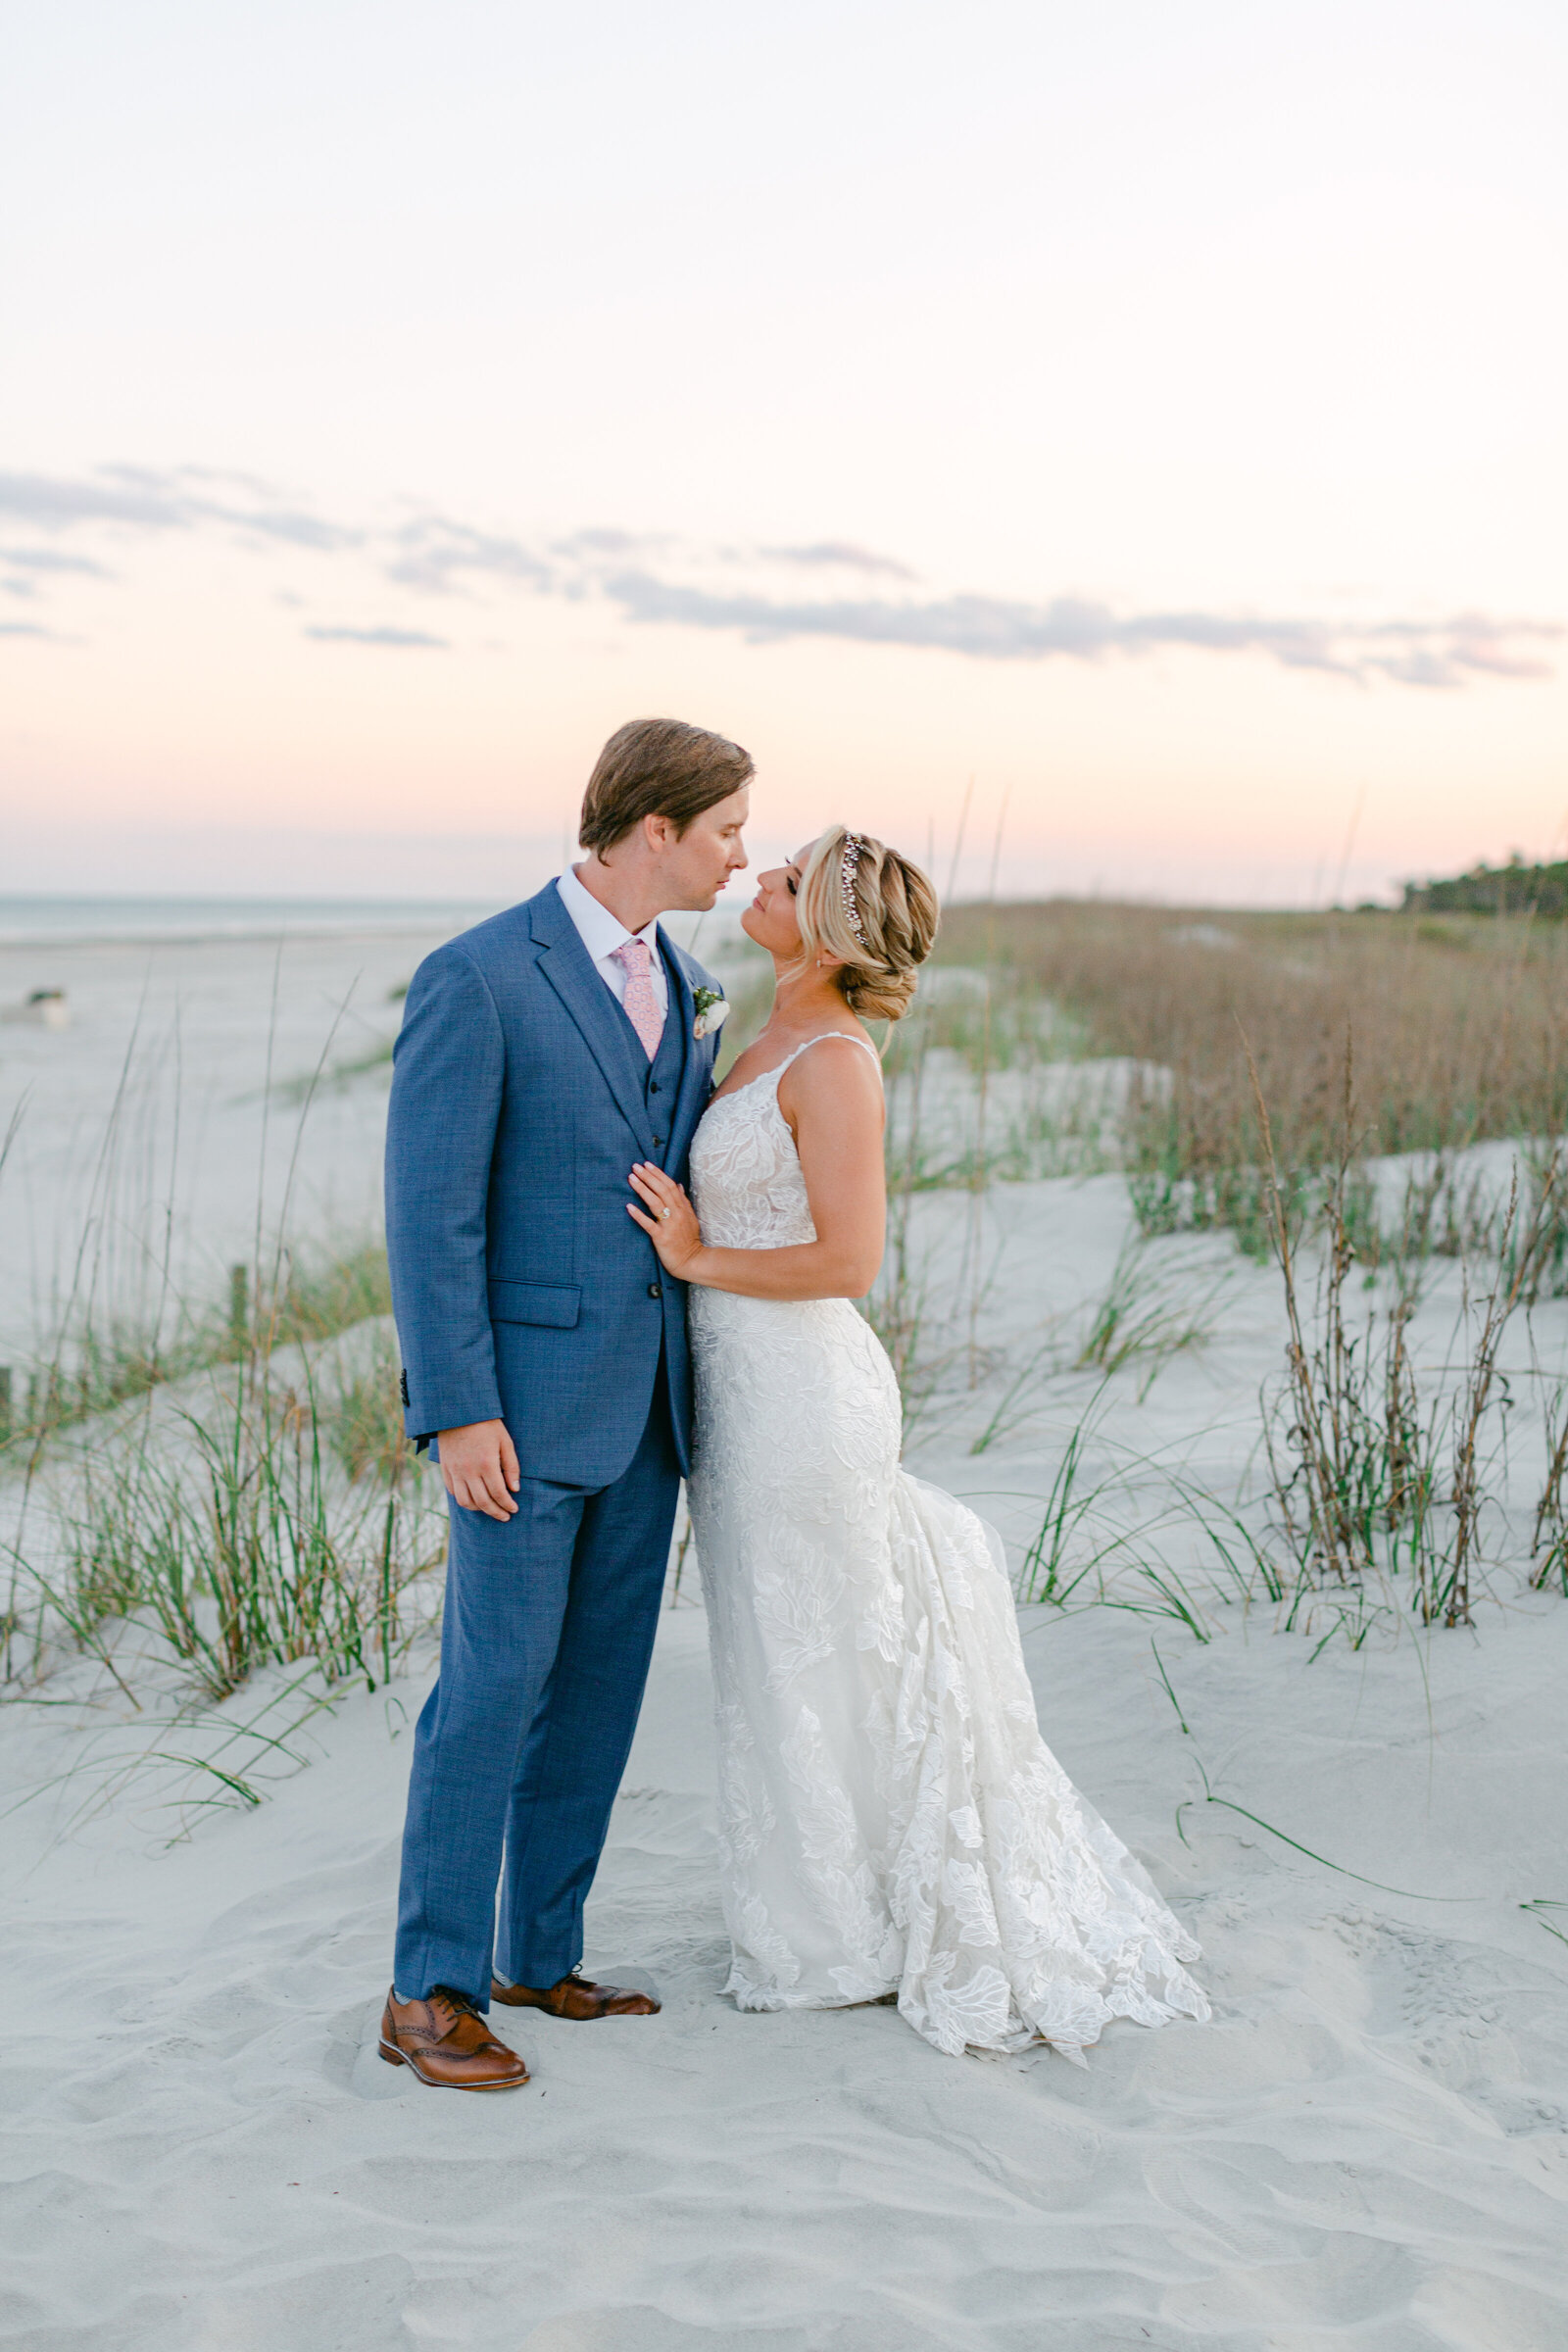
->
661, 934, 712, 1163
528, 887, 658, 1155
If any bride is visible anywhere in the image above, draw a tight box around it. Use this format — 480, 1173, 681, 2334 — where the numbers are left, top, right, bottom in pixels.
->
627, 826, 1209, 2060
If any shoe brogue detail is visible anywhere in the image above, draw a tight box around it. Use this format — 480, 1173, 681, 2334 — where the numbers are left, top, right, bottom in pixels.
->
379, 1985, 531, 2090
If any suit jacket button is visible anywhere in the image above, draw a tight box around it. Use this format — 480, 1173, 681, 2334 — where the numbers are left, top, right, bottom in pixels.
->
649, 1081, 660, 1094
648, 1282, 662, 1298
653, 1135, 664, 1149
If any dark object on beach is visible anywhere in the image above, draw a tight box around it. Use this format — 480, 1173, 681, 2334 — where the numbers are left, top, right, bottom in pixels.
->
1, 987, 70, 1029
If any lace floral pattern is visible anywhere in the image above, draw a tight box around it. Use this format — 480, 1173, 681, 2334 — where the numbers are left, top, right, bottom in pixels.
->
686, 1037, 1210, 2058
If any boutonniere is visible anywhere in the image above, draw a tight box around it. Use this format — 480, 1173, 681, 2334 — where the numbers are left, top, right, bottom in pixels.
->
693, 985, 730, 1040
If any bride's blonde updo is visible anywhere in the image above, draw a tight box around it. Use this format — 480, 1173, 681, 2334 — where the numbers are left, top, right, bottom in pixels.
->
795, 825, 940, 1021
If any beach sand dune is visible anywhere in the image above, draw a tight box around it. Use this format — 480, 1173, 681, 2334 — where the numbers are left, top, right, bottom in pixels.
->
4, 913, 1567, 2347
4, 1593, 1567, 2350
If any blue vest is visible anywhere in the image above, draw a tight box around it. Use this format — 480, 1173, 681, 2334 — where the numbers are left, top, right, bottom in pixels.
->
633, 940, 688, 1156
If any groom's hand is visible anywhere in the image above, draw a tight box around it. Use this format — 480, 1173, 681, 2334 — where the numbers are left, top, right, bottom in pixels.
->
438, 1419, 521, 1519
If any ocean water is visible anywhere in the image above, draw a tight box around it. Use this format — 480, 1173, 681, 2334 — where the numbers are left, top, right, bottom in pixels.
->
0, 894, 754, 953
0, 896, 501, 947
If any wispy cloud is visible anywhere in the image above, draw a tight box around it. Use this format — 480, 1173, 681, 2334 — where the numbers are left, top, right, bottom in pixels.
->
0, 469, 188, 532
0, 545, 113, 578
4, 463, 1559, 691
385, 514, 550, 594
0, 620, 57, 639
761, 541, 917, 580
0, 465, 357, 552
551, 527, 659, 563
1354, 614, 1558, 685
304, 623, 449, 649
599, 574, 1558, 688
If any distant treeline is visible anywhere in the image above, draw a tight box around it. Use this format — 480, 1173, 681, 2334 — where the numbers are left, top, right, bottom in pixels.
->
1402, 857, 1568, 917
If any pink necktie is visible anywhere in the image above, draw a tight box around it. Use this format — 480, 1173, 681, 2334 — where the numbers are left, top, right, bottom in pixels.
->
612, 937, 664, 1060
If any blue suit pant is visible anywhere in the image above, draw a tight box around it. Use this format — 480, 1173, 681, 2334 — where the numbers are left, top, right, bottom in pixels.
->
393, 1378, 680, 2007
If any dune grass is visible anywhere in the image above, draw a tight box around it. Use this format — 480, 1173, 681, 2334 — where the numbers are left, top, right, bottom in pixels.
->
1074, 1234, 1239, 1398
0, 1239, 397, 1464
10, 892, 1568, 1731
832, 901, 1568, 1644
0, 1005, 437, 1716
931, 899, 1568, 1250
3, 1268, 442, 1707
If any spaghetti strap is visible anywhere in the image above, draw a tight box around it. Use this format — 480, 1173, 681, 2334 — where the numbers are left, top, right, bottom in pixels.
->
776, 1030, 883, 1084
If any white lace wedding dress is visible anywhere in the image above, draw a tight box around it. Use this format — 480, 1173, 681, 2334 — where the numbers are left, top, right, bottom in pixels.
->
685, 1033, 1211, 2060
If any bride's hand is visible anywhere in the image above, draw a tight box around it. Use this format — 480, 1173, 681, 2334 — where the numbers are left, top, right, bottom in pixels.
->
627, 1163, 705, 1277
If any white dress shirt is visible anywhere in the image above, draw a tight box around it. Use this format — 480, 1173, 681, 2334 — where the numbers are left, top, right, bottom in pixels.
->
554, 863, 669, 1019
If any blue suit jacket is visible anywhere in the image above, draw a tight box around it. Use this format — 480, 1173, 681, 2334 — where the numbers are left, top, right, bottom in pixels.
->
384, 883, 721, 1487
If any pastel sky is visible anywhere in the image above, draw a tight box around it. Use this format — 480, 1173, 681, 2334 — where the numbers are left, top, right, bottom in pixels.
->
3, 0, 1565, 904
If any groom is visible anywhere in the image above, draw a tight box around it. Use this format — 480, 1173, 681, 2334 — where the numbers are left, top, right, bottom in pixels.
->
377, 717, 750, 2090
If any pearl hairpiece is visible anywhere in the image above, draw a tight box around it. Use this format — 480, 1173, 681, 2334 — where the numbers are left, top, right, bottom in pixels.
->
840, 832, 869, 947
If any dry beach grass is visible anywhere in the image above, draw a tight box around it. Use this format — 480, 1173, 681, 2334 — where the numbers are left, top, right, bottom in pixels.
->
8, 899, 1568, 1726
931, 898, 1568, 1246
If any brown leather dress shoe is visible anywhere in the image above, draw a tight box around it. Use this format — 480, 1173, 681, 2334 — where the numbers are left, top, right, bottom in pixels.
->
378, 1986, 531, 2089
490, 1967, 660, 2019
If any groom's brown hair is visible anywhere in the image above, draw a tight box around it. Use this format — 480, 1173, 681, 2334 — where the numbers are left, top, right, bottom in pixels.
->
579, 717, 754, 857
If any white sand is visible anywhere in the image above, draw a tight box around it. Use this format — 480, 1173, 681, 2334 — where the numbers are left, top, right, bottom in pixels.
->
4, 923, 1568, 2349
6, 1592, 1567, 2348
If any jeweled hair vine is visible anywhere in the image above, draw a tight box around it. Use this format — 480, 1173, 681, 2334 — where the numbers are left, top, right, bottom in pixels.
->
839, 833, 869, 946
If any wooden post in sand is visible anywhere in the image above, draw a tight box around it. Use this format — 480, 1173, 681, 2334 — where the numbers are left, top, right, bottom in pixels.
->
229, 1262, 249, 1351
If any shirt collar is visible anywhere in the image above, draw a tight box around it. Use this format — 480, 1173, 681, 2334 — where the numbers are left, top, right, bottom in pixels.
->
556, 862, 661, 962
